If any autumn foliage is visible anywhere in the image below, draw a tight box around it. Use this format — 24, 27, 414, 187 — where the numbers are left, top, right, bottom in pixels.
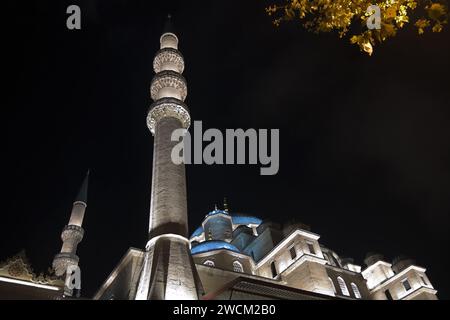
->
266, 0, 448, 55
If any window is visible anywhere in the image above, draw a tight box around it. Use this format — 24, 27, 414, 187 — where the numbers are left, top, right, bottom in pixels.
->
233, 261, 243, 273
420, 275, 428, 286
329, 277, 337, 294
270, 261, 278, 278
307, 242, 316, 255
337, 277, 350, 296
385, 289, 393, 300
351, 283, 361, 299
289, 246, 297, 260
402, 279, 412, 291
203, 260, 215, 267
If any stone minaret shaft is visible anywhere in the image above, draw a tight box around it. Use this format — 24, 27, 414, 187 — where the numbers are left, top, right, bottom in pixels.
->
135, 17, 201, 300
52, 172, 88, 287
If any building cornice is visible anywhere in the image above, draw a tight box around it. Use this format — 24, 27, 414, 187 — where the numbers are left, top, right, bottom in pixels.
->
256, 228, 321, 268
369, 265, 428, 293
0, 276, 62, 291
398, 285, 437, 300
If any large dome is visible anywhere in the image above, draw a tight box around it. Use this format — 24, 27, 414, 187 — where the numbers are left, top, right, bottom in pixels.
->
191, 240, 240, 255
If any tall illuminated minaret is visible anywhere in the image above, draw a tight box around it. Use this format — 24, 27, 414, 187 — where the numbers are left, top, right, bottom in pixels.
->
135, 16, 201, 300
52, 171, 89, 295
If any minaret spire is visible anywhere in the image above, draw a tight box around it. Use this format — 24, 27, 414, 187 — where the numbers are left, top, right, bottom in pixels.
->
52, 171, 89, 297
135, 17, 201, 300
163, 14, 175, 35
74, 169, 89, 204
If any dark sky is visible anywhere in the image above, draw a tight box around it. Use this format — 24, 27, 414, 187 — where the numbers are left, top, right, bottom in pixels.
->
2, 0, 449, 299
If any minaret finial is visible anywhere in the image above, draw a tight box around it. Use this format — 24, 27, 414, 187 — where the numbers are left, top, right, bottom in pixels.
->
163, 13, 175, 35
223, 197, 229, 212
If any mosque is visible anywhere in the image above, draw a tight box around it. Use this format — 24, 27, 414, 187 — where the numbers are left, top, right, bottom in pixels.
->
0, 17, 438, 300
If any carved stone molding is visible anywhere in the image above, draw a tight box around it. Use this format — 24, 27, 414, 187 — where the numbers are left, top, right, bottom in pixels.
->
153, 48, 185, 73
150, 70, 187, 101
1, 251, 64, 286
61, 225, 84, 243
147, 98, 190, 135
52, 253, 79, 277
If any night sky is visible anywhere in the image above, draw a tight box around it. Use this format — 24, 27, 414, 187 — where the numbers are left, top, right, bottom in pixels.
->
3, 0, 450, 299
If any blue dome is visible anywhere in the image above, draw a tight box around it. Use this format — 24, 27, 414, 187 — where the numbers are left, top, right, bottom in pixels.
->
232, 215, 262, 225
191, 226, 203, 238
191, 240, 240, 255
190, 214, 262, 239
206, 209, 228, 217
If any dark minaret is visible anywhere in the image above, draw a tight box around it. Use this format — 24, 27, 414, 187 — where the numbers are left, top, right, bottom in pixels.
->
52, 171, 89, 296
135, 15, 202, 300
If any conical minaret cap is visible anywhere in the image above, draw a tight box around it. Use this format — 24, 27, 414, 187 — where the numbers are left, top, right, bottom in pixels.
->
163, 14, 176, 35
74, 170, 89, 204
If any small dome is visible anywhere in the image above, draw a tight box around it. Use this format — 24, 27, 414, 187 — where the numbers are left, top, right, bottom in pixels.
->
206, 209, 229, 217
364, 253, 385, 267
392, 255, 416, 273
191, 240, 240, 255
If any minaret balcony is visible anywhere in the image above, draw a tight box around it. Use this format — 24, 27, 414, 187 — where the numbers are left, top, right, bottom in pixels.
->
146, 97, 190, 134
150, 70, 187, 101
153, 48, 184, 74
52, 252, 79, 277
61, 225, 84, 243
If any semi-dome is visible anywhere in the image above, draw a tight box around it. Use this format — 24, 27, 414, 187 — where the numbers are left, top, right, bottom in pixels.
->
191, 240, 240, 255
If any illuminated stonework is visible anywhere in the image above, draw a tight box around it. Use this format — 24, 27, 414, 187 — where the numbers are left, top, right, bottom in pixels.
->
61, 225, 84, 244
185, 208, 438, 300
135, 17, 201, 300
52, 172, 88, 290
146, 98, 190, 135
153, 48, 185, 74
150, 70, 187, 101
52, 253, 79, 277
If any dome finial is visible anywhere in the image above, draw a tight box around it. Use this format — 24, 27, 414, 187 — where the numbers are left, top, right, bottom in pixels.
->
214, 204, 218, 211
223, 197, 229, 212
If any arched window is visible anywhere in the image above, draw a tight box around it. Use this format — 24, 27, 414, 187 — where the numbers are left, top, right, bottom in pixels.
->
329, 277, 337, 294
337, 277, 350, 296
233, 261, 243, 273
203, 260, 215, 267
351, 283, 361, 299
